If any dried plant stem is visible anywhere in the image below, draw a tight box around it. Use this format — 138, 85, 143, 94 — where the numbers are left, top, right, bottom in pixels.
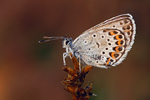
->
62, 54, 94, 100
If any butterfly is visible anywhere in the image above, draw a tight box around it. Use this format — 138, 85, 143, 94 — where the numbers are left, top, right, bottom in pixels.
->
39, 13, 136, 68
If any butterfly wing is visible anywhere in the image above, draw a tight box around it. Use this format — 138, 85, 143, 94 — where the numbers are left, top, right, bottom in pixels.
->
72, 13, 136, 68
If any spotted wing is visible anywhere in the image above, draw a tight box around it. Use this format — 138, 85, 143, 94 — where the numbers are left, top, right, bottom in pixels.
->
72, 14, 136, 68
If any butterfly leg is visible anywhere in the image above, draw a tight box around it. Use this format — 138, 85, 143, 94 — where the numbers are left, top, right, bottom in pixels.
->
75, 54, 82, 73
63, 52, 69, 66
79, 57, 82, 74
69, 54, 73, 59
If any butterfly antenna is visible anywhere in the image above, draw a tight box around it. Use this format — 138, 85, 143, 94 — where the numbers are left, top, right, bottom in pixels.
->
38, 36, 64, 43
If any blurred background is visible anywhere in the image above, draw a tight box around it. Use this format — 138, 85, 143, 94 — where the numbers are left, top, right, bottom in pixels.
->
0, 0, 149, 100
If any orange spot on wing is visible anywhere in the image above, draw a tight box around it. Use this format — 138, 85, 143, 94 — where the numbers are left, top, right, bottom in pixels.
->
117, 40, 123, 46
111, 52, 116, 59
109, 31, 117, 35
115, 35, 121, 40
106, 58, 110, 65
115, 46, 120, 52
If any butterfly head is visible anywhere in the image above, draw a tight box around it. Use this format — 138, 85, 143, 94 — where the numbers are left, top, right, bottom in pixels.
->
62, 37, 73, 48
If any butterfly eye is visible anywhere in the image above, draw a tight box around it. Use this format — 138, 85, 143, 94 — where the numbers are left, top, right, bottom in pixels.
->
65, 40, 69, 45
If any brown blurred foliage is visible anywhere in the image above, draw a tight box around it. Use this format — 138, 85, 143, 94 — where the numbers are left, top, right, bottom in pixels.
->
0, 0, 149, 100
62, 54, 93, 100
